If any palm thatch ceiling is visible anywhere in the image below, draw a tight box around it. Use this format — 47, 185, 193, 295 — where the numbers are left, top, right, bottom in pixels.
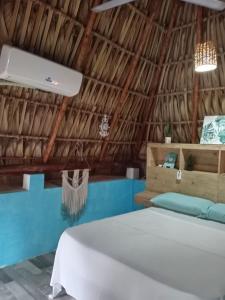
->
0, 0, 224, 173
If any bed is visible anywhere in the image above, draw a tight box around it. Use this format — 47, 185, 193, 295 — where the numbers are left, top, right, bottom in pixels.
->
50, 207, 225, 300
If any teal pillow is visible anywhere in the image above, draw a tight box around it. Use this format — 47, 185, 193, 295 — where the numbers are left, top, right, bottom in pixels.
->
151, 192, 214, 217
207, 203, 225, 223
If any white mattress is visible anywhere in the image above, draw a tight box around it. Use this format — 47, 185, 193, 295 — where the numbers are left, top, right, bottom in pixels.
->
50, 208, 225, 300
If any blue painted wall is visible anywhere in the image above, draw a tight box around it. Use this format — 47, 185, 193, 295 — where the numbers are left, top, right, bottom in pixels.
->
0, 175, 145, 267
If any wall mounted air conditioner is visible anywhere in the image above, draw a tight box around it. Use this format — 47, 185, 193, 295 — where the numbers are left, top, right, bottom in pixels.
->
0, 45, 83, 97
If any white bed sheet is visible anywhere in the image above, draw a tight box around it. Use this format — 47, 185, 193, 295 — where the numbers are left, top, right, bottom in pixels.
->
50, 208, 225, 300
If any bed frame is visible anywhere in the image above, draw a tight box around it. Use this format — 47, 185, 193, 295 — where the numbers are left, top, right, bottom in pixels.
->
136, 143, 225, 206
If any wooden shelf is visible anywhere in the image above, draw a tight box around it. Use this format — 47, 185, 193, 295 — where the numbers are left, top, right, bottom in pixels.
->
141, 143, 225, 203
148, 146, 180, 169
149, 143, 225, 151
182, 148, 218, 173
147, 143, 223, 174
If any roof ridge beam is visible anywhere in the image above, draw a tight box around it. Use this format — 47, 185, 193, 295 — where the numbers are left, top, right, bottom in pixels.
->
99, 0, 162, 161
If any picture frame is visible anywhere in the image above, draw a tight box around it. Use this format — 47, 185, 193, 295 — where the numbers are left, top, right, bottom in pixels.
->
200, 115, 225, 144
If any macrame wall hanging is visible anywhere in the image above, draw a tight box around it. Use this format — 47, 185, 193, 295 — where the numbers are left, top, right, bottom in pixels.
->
62, 143, 90, 218
62, 169, 89, 218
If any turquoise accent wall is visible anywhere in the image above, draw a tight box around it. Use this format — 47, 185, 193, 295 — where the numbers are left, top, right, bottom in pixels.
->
0, 175, 145, 267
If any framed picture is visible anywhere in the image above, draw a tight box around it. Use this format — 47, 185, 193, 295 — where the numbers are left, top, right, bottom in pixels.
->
200, 115, 225, 144
163, 152, 177, 168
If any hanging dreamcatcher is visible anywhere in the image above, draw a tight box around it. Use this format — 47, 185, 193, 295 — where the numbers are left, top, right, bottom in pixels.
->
99, 114, 110, 138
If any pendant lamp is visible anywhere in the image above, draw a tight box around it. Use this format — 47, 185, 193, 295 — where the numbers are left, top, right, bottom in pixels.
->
194, 41, 217, 72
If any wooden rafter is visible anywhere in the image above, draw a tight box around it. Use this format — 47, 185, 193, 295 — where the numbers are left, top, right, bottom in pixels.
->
99, 0, 161, 161
73, 0, 101, 72
136, 0, 179, 153
43, 96, 69, 163
43, 0, 101, 163
191, 6, 202, 143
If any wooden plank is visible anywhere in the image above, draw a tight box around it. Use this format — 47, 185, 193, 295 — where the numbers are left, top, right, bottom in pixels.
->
146, 166, 219, 201
178, 170, 218, 201
146, 167, 178, 192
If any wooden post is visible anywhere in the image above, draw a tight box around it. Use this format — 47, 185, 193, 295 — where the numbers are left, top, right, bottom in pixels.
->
135, 0, 179, 155
43, 0, 101, 163
99, 0, 161, 161
191, 6, 202, 143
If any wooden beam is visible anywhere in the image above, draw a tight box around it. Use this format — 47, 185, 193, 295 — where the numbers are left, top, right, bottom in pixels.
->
191, 6, 202, 143
42, 0, 101, 163
43, 96, 69, 163
0, 163, 83, 175
99, 0, 161, 161
135, 0, 179, 154
0, 160, 130, 175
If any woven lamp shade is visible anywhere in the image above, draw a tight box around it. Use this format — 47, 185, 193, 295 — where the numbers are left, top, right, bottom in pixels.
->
195, 41, 217, 72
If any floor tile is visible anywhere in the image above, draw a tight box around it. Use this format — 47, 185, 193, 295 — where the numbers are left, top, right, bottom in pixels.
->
5, 281, 34, 300
0, 253, 75, 300
0, 269, 13, 284
30, 256, 52, 270
0, 282, 17, 300
15, 261, 42, 275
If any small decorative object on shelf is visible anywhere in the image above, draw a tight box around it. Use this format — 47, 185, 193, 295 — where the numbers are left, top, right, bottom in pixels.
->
186, 154, 195, 171
164, 123, 172, 144
163, 152, 177, 169
99, 114, 110, 138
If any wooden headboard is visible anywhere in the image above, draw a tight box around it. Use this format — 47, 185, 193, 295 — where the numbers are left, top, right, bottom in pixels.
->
145, 143, 225, 203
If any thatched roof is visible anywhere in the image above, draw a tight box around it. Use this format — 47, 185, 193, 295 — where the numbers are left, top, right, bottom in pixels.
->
0, 0, 224, 173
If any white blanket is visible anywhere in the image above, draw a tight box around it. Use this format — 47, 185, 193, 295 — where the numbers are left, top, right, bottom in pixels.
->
50, 208, 225, 300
